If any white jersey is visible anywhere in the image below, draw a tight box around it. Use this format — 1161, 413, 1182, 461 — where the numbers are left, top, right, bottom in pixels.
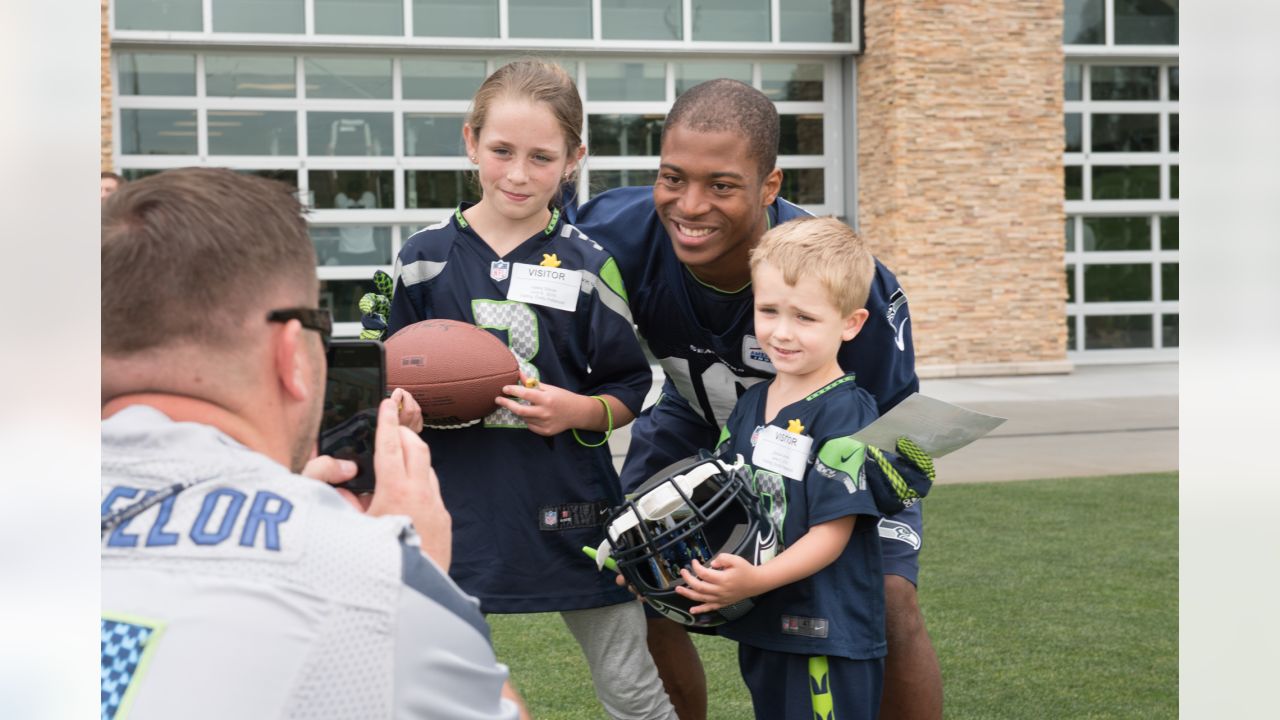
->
101, 406, 519, 720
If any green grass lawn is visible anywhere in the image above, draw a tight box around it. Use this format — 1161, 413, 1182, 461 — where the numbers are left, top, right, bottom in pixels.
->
489, 472, 1177, 719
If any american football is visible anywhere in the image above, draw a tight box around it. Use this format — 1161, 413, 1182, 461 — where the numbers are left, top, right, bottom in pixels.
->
385, 318, 519, 424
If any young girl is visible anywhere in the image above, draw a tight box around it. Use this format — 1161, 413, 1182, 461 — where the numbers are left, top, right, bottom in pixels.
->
385, 60, 675, 720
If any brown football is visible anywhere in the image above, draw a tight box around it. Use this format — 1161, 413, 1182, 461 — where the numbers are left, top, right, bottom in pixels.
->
385, 319, 519, 425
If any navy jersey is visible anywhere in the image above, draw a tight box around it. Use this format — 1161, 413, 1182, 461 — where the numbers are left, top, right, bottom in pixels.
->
714, 375, 886, 660
567, 186, 918, 430
387, 205, 651, 613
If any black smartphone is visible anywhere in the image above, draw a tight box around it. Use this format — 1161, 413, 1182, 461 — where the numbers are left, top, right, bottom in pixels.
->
318, 339, 386, 494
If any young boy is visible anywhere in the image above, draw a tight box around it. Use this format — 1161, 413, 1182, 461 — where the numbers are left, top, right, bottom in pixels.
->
674, 216, 893, 720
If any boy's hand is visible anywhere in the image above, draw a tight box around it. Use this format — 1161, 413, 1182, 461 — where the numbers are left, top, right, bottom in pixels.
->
494, 375, 586, 436
674, 555, 763, 614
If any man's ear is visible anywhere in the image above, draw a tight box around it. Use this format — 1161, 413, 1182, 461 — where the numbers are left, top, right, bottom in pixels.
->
842, 308, 871, 342
273, 319, 311, 403
760, 167, 783, 207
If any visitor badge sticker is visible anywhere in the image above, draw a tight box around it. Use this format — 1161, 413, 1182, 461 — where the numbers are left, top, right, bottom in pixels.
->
507, 263, 582, 311
752, 424, 813, 480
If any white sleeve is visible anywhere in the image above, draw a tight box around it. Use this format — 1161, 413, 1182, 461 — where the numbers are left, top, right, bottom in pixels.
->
392, 544, 520, 720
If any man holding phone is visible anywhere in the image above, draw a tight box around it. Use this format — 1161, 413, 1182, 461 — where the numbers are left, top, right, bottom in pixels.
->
101, 169, 526, 720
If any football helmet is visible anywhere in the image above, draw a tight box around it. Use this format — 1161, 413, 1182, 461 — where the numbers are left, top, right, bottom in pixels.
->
591, 454, 778, 628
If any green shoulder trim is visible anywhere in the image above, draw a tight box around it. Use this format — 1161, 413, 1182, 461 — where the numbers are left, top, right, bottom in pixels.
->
817, 435, 866, 477
805, 374, 856, 402
683, 264, 752, 295
599, 256, 629, 303
715, 424, 731, 451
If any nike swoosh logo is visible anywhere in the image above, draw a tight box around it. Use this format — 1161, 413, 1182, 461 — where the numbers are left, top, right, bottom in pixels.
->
839, 449, 859, 465
894, 316, 910, 351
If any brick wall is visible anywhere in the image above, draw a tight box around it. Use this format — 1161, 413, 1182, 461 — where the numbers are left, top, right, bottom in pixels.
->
857, 1, 1069, 376
101, 0, 112, 171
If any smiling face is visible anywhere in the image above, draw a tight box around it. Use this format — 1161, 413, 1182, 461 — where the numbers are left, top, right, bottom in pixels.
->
654, 125, 782, 290
752, 260, 868, 386
464, 96, 582, 228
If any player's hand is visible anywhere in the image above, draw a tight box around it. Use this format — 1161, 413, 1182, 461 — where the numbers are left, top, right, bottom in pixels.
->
494, 375, 584, 436
358, 269, 394, 340
674, 555, 763, 614
864, 436, 934, 516
366, 398, 453, 571
301, 455, 369, 511
390, 387, 424, 434
895, 436, 936, 483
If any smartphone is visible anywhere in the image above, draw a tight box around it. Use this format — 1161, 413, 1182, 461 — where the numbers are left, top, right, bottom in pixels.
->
318, 339, 386, 494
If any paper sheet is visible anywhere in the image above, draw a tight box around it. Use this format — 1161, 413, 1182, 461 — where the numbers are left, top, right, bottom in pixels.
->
852, 393, 1006, 457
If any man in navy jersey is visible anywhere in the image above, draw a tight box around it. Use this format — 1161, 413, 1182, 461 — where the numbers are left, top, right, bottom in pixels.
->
566, 80, 943, 720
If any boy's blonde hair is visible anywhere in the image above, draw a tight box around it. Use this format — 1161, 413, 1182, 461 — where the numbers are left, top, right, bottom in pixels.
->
749, 216, 874, 317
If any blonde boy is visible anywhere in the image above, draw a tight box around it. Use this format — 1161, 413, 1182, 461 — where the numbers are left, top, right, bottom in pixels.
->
675, 216, 902, 720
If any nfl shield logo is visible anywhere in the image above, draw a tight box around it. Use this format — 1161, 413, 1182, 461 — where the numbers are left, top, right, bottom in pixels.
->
543, 509, 558, 527
490, 260, 510, 281
750, 425, 764, 447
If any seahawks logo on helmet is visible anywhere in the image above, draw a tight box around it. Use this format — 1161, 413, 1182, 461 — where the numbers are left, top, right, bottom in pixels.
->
593, 454, 780, 628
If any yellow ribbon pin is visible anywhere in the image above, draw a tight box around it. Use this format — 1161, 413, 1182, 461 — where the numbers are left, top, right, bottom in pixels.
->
787, 419, 805, 434
540, 253, 562, 268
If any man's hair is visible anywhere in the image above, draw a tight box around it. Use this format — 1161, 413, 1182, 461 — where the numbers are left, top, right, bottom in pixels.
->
662, 79, 779, 180
102, 168, 315, 355
101, 171, 124, 183
750, 217, 874, 317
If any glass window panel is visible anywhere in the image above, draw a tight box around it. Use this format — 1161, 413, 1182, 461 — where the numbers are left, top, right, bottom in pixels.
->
1170, 165, 1178, 199
1115, 0, 1178, 46
235, 169, 298, 188
1082, 216, 1151, 251
120, 109, 197, 155
116, 53, 196, 96
1091, 114, 1159, 152
510, 0, 592, 39
1067, 316, 1078, 351
115, 0, 202, 31
676, 62, 753, 96
213, 0, 304, 33
1162, 314, 1178, 348
1065, 217, 1076, 251
321, 280, 379, 323
315, 0, 403, 35
588, 114, 665, 156
1169, 66, 1179, 100
779, 115, 824, 155
402, 225, 430, 241
402, 59, 487, 100
586, 62, 666, 101
208, 110, 297, 156
1065, 166, 1083, 200
1092, 165, 1160, 200
405, 114, 466, 156
1065, 63, 1083, 101
414, 0, 498, 37
307, 113, 394, 156
1085, 315, 1153, 350
1170, 113, 1178, 152
590, 169, 659, 194
305, 58, 393, 99
407, 170, 477, 208
779, 168, 824, 205
1161, 263, 1178, 301
1066, 266, 1076, 303
308, 171, 395, 209
1083, 264, 1152, 302
1091, 66, 1160, 100
1160, 215, 1178, 249
1065, 113, 1082, 152
206, 55, 296, 97
119, 169, 165, 182
311, 226, 394, 266
780, 0, 851, 42
761, 63, 824, 101
693, 0, 769, 42
1063, 0, 1105, 44
601, 0, 681, 41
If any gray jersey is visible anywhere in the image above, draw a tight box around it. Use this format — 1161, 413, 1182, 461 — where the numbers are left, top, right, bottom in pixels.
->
101, 406, 519, 720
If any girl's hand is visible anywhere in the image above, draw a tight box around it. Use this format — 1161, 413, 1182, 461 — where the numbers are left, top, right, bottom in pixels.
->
495, 375, 592, 437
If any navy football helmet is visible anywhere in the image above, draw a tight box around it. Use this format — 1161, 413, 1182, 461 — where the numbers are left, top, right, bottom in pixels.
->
592, 454, 778, 628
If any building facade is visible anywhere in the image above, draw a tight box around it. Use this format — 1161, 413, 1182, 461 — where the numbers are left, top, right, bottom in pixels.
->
100, 0, 1178, 375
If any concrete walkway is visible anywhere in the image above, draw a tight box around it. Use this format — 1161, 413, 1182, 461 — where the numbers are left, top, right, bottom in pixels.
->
609, 363, 1179, 485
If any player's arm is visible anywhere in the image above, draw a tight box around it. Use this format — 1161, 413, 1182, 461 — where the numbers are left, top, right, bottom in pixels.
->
675, 515, 858, 614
